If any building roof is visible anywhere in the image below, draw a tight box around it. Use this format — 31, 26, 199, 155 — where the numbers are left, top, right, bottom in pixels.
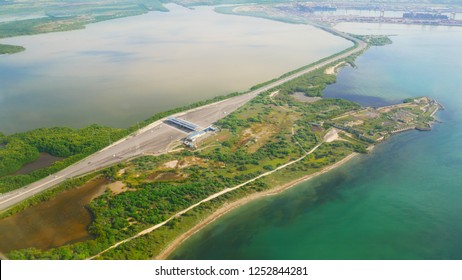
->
167, 117, 198, 131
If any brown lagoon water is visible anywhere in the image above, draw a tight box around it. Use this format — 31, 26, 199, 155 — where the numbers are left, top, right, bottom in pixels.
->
14, 153, 63, 175
0, 4, 351, 134
0, 178, 107, 253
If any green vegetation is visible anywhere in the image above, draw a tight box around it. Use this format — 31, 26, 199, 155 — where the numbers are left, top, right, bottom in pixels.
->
0, 17, 84, 38
351, 35, 393, 46
0, 125, 126, 193
215, 5, 303, 25
403, 96, 424, 103
0, 44, 25, 54
0, 0, 168, 41
277, 69, 337, 97
0, 138, 39, 177
330, 97, 441, 142
248, 49, 358, 92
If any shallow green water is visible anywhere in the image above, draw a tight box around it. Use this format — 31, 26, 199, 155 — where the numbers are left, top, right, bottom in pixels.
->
171, 24, 462, 260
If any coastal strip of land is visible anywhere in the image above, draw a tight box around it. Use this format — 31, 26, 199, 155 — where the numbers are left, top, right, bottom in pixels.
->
88, 142, 325, 259
0, 44, 25, 55
156, 94, 442, 259
156, 152, 358, 260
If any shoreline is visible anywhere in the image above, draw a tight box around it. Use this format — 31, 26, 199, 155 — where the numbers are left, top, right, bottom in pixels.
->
156, 152, 359, 260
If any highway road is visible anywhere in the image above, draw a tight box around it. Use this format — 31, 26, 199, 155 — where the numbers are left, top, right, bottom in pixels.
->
0, 30, 366, 211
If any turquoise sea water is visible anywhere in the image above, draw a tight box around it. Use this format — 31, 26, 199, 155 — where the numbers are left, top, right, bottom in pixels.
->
171, 24, 462, 260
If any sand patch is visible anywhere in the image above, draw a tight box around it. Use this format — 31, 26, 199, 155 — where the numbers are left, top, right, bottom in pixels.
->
325, 62, 345, 75
346, 120, 364, 126
292, 92, 322, 103
163, 160, 179, 169
177, 156, 207, 169
269, 90, 279, 99
148, 171, 187, 182
324, 128, 341, 143
242, 123, 277, 153
106, 181, 129, 195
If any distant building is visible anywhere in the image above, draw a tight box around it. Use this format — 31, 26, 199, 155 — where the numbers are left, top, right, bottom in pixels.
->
403, 12, 448, 20
186, 130, 206, 142
184, 126, 219, 144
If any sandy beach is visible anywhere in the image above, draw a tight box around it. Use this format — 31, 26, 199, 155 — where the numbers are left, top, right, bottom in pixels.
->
156, 152, 359, 259
325, 61, 346, 75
